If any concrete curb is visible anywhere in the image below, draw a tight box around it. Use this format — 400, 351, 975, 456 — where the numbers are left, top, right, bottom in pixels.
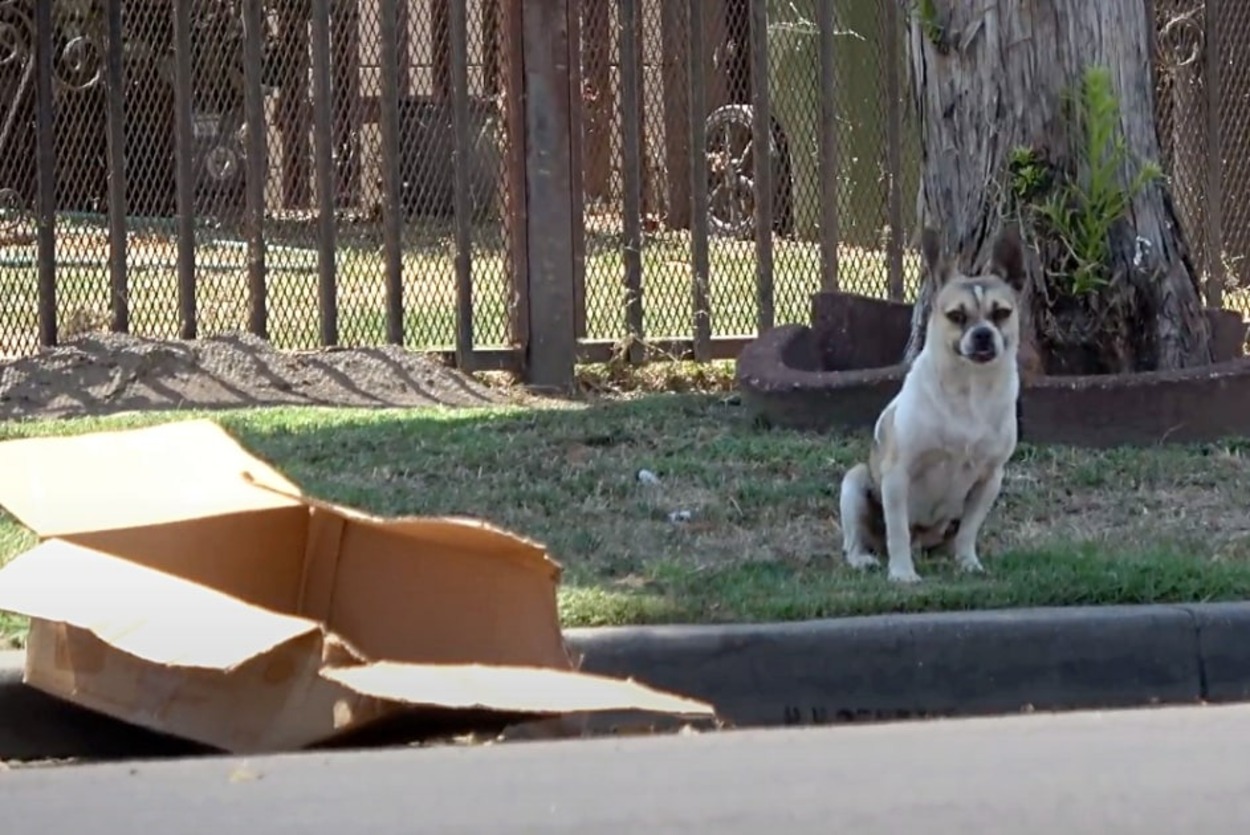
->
4, 603, 1250, 761
566, 603, 1250, 724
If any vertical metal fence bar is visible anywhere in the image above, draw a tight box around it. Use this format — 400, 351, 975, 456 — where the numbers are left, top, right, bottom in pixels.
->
1205, 0, 1226, 308
619, 0, 645, 359
331, 0, 361, 204
449, 0, 474, 363
397, 0, 411, 98
311, 0, 339, 346
503, 0, 530, 354
34, 0, 56, 347
105, 0, 128, 333
483, 0, 500, 96
687, 0, 711, 360
172, 0, 198, 339
883, 0, 905, 301
818, 0, 840, 294
749, 0, 774, 332
566, 0, 587, 341
242, 0, 269, 339
433, 0, 450, 99
379, 0, 405, 345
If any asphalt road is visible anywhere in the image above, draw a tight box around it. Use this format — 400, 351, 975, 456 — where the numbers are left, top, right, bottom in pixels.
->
3, 703, 1250, 834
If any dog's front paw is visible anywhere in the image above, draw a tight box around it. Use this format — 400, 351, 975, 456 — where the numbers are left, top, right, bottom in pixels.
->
888, 566, 922, 584
956, 553, 985, 574
844, 549, 881, 571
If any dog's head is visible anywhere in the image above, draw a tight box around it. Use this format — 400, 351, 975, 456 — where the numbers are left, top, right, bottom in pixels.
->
920, 227, 1025, 368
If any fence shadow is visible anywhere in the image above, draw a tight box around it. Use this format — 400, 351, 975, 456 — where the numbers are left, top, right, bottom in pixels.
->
0, 331, 507, 422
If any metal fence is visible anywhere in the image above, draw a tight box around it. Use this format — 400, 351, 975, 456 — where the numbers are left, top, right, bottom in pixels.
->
5, 0, 526, 368
1156, 0, 1250, 315
571, 0, 920, 366
1, 0, 1244, 387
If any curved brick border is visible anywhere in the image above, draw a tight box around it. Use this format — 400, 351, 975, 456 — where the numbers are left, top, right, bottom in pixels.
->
736, 293, 1250, 447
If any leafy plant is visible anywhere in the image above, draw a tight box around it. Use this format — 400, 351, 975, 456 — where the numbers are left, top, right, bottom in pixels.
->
1013, 66, 1163, 296
1007, 146, 1051, 202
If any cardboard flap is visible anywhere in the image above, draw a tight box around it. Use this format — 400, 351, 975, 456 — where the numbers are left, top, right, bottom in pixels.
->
242, 474, 562, 580
0, 540, 321, 670
320, 661, 717, 717
0, 419, 304, 537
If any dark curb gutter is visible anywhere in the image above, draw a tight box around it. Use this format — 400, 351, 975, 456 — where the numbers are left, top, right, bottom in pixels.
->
4, 603, 1250, 761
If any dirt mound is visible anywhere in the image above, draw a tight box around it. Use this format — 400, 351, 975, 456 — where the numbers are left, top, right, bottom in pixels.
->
0, 331, 512, 421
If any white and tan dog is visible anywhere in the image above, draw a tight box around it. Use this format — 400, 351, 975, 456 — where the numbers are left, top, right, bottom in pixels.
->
839, 226, 1026, 583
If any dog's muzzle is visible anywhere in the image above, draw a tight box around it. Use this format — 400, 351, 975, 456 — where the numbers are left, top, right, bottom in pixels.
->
965, 326, 998, 363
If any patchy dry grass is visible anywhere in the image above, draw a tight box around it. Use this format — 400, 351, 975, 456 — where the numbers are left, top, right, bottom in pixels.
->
3, 394, 1250, 647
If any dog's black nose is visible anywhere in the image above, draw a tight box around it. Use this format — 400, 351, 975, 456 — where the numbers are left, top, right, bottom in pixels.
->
971, 326, 995, 353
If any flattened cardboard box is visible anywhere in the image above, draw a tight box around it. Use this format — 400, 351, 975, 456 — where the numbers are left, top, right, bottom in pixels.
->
0, 419, 714, 753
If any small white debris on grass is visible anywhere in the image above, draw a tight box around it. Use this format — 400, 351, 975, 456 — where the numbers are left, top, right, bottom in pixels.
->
636, 468, 661, 485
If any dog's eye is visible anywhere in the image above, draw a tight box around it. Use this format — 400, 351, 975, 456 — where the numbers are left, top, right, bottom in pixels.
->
990, 306, 1013, 323
945, 309, 967, 327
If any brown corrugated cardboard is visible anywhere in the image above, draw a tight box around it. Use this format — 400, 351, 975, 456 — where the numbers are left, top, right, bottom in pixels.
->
0, 419, 715, 753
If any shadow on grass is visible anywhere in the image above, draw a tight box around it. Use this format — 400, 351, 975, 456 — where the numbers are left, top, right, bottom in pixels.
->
1, 393, 1250, 646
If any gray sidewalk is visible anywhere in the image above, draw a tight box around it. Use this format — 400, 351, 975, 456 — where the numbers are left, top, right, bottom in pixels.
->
3, 601, 1250, 761
5, 703, 1250, 835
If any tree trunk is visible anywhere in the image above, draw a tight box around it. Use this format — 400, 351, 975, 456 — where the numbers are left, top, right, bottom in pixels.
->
900, 0, 1214, 375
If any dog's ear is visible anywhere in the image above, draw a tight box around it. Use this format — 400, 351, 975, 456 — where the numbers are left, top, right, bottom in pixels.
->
919, 227, 952, 287
990, 226, 1026, 291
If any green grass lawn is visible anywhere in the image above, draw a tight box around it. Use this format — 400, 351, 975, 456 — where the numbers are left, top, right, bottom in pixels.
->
3, 393, 1250, 648
0, 213, 926, 356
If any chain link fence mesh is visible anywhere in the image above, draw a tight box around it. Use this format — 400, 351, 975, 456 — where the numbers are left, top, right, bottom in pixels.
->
1153, 0, 1248, 315
577, 0, 623, 342
574, 0, 922, 349
0, 2, 44, 354
467, 0, 513, 348
44, 1, 115, 343
1155, 0, 1209, 286
2, 0, 517, 357
2, 1, 1244, 364
1210, 0, 1250, 310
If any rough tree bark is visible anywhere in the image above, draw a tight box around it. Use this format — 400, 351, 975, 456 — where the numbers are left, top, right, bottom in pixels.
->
900, 0, 1214, 375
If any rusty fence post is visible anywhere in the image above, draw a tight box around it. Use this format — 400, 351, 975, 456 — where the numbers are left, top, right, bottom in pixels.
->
619, 0, 645, 361
687, 0, 712, 360
566, 0, 587, 342
34, 0, 56, 347
1205, 0, 1226, 308
311, 0, 339, 346
105, 0, 129, 334
379, 0, 406, 346
749, 0, 774, 332
450, 0, 475, 365
172, 0, 198, 339
242, 0, 269, 339
883, 0, 904, 302
518, 0, 577, 391
818, 0, 840, 293
501, 0, 530, 360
